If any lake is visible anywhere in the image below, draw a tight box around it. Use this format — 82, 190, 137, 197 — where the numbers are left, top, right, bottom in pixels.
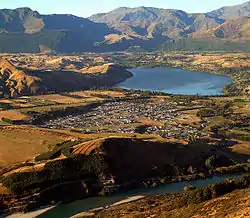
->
38, 174, 243, 218
118, 68, 234, 95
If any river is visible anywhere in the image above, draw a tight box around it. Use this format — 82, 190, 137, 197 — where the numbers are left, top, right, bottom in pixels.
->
118, 68, 234, 95
38, 174, 242, 218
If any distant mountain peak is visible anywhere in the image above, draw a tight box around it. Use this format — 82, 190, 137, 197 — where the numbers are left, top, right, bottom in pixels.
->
116, 7, 130, 10
241, 1, 250, 6
207, 1, 250, 20
16, 7, 33, 11
0, 2, 250, 53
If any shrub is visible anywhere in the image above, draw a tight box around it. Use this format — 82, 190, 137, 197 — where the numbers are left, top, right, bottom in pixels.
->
205, 156, 216, 170
43, 154, 106, 182
197, 108, 215, 117
61, 147, 72, 157
214, 163, 250, 174
197, 101, 233, 118
2, 172, 45, 194
0, 175, 4, 183
1, 117, 13, 125
35, 140, 81, 161
182, 176, 250, 204
2, 154, 107, 194
184, 185, 196, 191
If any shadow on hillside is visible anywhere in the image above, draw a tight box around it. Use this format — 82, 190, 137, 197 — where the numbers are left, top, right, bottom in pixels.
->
27, 68, 129, 93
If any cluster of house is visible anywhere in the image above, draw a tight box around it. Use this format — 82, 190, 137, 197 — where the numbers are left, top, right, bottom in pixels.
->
43, 99, 207, 140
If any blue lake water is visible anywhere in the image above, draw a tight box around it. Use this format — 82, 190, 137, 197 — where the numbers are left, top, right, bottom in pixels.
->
118, 68, 234, 95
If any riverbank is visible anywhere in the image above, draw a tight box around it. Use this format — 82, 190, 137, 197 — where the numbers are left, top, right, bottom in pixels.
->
6, 205, 58, 218
2, 159, 249, 217
96, 176, 250, 218
36, 174, 249, 218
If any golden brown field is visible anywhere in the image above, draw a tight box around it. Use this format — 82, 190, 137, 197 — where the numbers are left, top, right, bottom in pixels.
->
0, 129, 63, 167
0, 110, 29, 122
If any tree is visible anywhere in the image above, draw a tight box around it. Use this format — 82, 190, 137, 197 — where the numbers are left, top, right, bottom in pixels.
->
205, 155, 216, 170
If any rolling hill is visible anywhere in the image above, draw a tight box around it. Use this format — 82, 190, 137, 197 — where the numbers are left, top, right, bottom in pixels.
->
0, 58, 132, 97
0, 58, 44, 97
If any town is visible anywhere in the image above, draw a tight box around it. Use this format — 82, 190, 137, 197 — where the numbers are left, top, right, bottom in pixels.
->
42, 98, 207, 140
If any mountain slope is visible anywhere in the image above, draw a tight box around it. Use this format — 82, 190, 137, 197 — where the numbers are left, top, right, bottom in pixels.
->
0, 7, 44, 34
189, 16, 250, 41
88, 4, 250, 51
0, 3, 250, 52
207, 1, 250, 20
89, 7, 223, 40
0, 8, 113, 53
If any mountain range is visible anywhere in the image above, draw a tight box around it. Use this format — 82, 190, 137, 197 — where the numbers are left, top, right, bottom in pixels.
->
0, 1, 250, 52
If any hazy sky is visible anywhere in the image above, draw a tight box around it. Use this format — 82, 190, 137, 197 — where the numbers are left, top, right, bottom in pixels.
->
1, 0, 248, 17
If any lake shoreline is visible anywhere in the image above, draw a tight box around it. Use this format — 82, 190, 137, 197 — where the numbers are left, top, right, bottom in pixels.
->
124, 65, 238, 95
118, 68, 234, 96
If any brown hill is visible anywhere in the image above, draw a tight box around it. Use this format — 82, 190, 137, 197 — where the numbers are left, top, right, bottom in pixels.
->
0, 60, 132, 97
0, 58, 44, 97
34, 64, 132, 93
0, 7, 112, 53
1, 136, 249, 214
71, 137, 237, 183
